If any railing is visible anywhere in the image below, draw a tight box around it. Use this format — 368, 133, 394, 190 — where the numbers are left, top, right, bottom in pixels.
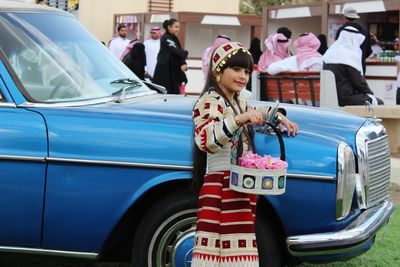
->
148, 0, 173, 12
259, 72, 321, 107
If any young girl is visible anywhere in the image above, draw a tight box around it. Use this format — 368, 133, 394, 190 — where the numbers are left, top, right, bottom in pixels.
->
191, 42, 298, 266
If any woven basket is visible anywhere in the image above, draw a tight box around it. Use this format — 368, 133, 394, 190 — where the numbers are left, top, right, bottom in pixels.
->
229, 122, 287, 195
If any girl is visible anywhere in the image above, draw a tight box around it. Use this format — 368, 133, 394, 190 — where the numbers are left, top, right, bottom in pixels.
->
191, 42, 298, 266
152, 19, 188, 94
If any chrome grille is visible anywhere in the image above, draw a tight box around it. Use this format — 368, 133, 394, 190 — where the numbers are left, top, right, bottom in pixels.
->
366, 136, 391, 207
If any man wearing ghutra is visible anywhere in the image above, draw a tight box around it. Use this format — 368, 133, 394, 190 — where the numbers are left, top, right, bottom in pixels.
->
323, 26, 383, 106
144, 27, 162, 79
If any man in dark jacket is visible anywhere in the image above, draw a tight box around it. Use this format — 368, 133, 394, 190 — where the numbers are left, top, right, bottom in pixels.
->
335, 7, 372, 75
324, 26, 383, 106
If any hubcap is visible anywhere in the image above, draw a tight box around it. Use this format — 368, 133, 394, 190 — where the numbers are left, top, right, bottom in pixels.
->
149, 209, 197, 267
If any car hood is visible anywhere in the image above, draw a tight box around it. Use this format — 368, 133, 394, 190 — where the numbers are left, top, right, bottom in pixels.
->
34, 94, 367, 175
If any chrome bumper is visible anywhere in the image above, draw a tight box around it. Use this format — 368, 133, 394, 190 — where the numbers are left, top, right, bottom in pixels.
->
286, 200, 394, 257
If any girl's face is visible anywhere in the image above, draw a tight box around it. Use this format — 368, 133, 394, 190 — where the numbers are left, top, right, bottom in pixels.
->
217, 66, 250, 99
168, 22, 180, 36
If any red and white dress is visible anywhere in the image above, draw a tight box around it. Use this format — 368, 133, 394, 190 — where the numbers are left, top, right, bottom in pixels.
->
192, 91, 259, 267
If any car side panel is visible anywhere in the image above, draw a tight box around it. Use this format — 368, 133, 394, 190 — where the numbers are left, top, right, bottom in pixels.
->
0, 107, 47, 247
43, 164, 190, 252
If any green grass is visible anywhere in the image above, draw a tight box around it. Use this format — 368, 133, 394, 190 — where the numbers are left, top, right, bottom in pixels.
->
301, 206, 400, 267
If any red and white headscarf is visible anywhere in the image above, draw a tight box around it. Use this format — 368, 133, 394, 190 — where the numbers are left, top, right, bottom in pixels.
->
294, 32, 321, 69
146, 26, 162, 40
119, 39, 140, 60
202, 35, 231, 77
258, 33, 291, 72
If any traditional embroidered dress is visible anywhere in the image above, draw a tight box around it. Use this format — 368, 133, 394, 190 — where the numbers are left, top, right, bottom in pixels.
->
192, 90, 259, 267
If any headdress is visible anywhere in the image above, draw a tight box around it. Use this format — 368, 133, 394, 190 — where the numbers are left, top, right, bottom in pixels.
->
343, 7, 360, 19
146, 26, 162, 40
211, 41, 252, 72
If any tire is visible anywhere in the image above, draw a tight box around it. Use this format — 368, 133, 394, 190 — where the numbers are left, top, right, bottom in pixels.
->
256, 207, 284, 267
132, 190, 197, 267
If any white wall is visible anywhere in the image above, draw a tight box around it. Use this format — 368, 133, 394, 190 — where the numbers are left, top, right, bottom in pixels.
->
79, 0, 147, 43
184, 24, 252, 94
327, 14, 369, 46
185, 24, 251, 58
174, 0, 239, 14
267, 16, 322, 52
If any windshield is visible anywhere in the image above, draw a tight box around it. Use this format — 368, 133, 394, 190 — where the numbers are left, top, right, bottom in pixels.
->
0, 12, 154, 103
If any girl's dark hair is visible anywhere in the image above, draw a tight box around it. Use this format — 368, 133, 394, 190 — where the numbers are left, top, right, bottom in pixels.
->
163, 19, 178, 32
192, 49, 255, 192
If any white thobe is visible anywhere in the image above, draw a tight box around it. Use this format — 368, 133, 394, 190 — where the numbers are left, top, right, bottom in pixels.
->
144, 39, 160, 77
109, 36, 130, 59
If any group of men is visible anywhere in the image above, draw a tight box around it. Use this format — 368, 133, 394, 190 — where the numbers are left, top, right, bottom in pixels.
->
108, 25, 162, 79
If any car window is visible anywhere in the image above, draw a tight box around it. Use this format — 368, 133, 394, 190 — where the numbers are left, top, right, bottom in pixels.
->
0, 12, 153, 103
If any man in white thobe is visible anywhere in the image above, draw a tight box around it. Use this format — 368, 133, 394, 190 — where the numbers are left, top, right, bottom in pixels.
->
109, 25, 130, 59
143, 27, 162, 78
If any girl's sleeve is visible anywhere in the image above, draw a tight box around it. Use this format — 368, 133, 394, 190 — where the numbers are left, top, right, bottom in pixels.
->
193, 94, 240, 154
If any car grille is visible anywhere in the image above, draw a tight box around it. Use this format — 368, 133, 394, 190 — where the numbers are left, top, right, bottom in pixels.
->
366, 135, 391, 207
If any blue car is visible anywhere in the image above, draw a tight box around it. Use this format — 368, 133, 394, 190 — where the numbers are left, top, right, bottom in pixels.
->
0, 2, 393, 266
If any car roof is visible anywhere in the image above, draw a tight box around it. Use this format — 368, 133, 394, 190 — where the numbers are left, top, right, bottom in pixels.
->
0, 0, 68, 16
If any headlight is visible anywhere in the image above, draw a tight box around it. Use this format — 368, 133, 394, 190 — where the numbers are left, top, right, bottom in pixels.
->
336, 142, 356, 220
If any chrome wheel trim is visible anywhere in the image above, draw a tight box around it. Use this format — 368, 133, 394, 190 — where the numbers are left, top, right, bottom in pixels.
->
148, 209, 197, 267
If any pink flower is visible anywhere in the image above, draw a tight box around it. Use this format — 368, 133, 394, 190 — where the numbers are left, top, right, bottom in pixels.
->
238, 152, 288, 170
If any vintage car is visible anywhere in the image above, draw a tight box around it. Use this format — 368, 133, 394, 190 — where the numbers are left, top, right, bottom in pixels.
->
0, 1, 394, 267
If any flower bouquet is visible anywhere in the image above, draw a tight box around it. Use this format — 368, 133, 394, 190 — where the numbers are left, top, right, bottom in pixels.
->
230, 151, 288, 195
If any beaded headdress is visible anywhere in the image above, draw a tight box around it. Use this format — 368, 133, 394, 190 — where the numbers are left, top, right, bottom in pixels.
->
211, 41, 252, 72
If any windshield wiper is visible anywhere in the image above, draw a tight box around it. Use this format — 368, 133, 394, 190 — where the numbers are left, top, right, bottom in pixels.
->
110, 78, 142, 103
111, 77, 167, 97
142, 80, 167, 94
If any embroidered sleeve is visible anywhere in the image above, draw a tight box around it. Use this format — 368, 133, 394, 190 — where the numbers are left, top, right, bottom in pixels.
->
193, 93, 240, 154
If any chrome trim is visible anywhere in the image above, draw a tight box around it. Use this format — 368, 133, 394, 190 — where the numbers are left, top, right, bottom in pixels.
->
46, 157, 193, 171
0, 155, 336, 178
19, 97, 115, 108
286, 173, 335, 180
0, 154, 45, 162
18, 91, 157, 108
336, 142, 356, 220
0, 154, 334, 180
287, 200, 393, 257
355, 122, 388, 209
0, 246, 98, 259
0, 102, 17, 108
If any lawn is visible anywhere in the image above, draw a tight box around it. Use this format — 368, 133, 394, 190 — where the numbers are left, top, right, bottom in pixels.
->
300, 206, 399, 267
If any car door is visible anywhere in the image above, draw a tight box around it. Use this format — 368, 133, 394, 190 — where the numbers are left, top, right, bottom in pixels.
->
0, 67, 48, 248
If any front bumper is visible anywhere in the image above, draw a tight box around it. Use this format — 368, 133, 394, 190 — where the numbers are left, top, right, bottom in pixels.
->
286, 200, 394, 257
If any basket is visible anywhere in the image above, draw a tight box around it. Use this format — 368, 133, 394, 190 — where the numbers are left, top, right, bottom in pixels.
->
229, 122, 287, 195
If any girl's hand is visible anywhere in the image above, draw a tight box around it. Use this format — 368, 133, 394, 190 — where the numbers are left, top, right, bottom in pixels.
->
277, 112, 299, 136
235, 109, 264, 126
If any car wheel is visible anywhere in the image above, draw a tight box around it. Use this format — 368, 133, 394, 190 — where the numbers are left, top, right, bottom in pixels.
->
132, 190, 197, 267
256, 207, 284, 267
